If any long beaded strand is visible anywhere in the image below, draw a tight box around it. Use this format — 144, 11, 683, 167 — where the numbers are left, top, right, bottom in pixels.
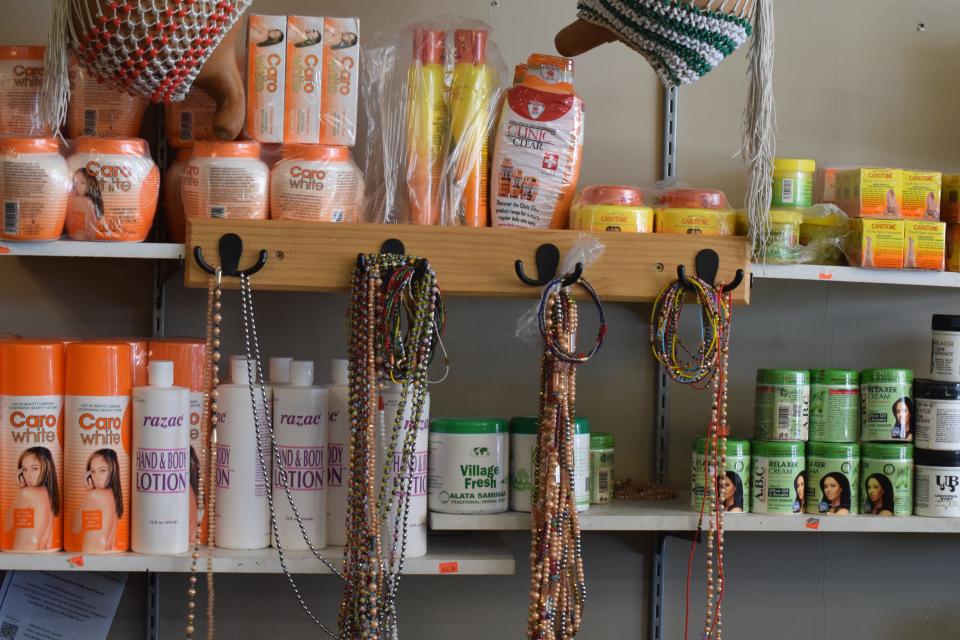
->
186, 269, 220, 640
650, 276, 732, 640
528, 276, 605, 640
339, 254, 441, 639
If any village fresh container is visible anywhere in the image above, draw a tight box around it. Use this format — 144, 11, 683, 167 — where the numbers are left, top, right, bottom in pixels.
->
428, 418, 508, 514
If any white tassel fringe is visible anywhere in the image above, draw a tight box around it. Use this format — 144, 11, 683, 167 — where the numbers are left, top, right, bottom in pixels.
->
741, 0, 776, 261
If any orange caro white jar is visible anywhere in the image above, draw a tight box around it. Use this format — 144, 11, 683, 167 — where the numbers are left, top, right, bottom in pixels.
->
0, 46, 46, 136
66, 60, 148, 138
0, 137, 70, 241
163, 149, 191, 243
165, 87, 216, 148
182, 141, 269, 221
65, 137, 160, 242
270, 145, 364, 223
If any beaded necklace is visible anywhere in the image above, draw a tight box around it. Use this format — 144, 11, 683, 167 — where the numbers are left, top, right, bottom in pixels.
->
527, 275, 605, 640
650, 276, 733, 640
339, 254, 441, 639
186, 270, 221, 640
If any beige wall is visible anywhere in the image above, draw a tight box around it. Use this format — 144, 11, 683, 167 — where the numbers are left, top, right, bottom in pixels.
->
3, 1, 960, 638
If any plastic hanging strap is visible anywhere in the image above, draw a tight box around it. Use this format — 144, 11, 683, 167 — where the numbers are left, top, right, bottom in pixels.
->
515, 233, 604, 347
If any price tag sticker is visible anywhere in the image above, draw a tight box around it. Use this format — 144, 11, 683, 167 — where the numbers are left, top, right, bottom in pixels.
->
438, 561, 459, 574
817, 270, 834, 281
68, 555, 85, 567
805, 518, 820, 530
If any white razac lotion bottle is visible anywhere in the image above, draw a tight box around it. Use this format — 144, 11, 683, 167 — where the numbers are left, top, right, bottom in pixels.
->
379, 382, 430, 560
326, 359, 349, 546
272, 360, 329, 550
215, 357, 271, 549
132, 360, 190, 554
269, 357, 292, 386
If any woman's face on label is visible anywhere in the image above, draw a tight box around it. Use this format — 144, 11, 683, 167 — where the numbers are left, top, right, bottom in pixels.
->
796, 474, 805, 496
867, 477, 883, 504
20, 453, 41, 486
719, 475, 734, 500
895, 401, 910, 425
89, 455, 110, 489
824, 477, 841, 502
72, 171, 88, 195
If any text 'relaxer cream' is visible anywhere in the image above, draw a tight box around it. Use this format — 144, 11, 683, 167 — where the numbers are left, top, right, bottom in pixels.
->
0, 340, 64, 553
319, 17, 360, 147
64, 342, 132, 554
181, 141, 269, 220
65, 137, 160, 242
284, 15, 325, 145
0, 137, 70, 241
247, 15, 287, 144
0, 46, 46, 136
147, 338, 208, 544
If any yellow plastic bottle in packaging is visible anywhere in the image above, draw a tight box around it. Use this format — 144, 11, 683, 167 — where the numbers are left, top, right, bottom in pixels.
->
446, 29, 494, 227
406, 29, 448, 225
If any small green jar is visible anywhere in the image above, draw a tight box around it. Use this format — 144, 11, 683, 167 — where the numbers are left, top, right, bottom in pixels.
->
806, 441, 859, 516
861, 442, 913, 516
751, 440, 805, 514
589, 432, 615, 505
809, 369, 860, 442
754, 369, 810, 441
860, 369, 913, 442
691, 438, 750, 513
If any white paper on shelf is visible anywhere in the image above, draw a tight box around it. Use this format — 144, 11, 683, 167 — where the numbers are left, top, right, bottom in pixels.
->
0, 570, 126, 640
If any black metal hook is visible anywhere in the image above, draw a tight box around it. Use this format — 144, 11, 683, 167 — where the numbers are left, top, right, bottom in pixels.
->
357, 238, 407, 269
676, 249, 744, 292
193, 233, 267, 277
515, 243, 583, 287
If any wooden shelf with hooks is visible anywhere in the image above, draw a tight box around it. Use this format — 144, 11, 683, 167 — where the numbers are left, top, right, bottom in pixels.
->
184, 220, 752, 303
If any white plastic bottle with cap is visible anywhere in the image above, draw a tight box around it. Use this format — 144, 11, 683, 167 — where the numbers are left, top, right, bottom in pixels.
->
379, 382, 430, 560
272, 360, 329, 550
269, 357, 292, 386
132, 360, 190, 554
215, 355, 271, 549
326, 359, 349, 546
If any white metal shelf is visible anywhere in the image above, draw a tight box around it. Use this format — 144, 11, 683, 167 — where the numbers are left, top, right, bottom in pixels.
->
430, 494, 960, 533
0, 534, 514, 575
0, 240, 184, 260
753, 263, 960, 288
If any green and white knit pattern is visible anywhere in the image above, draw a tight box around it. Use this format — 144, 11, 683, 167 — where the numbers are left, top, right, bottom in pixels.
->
577, 0, 752, 86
